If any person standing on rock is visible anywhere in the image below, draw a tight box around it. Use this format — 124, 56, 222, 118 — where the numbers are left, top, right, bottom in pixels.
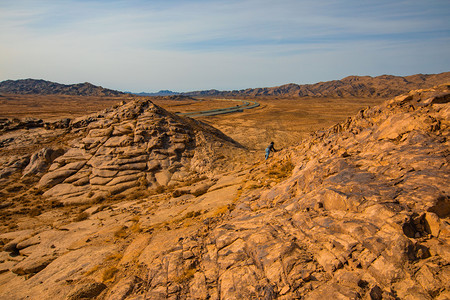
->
265, 141, 277, 160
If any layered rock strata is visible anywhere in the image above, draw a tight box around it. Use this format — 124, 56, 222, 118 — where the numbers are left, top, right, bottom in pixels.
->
1, 99, 244, 205
0, 86, 448, 299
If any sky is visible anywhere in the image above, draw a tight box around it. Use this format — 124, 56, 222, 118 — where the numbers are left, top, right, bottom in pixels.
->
1, 0, 449, 92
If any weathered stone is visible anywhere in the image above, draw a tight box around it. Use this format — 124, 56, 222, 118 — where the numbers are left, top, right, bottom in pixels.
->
67, 281, 107, 300
425, 212, 441, 237
11, 254, 56, 275
105, 276, 140, 300
22, 147, 64, 176
37, 162, 85, 188
189, 272, 208, 299
91, 168, 118, 178
155, 170, 172, 186
90, 176, 113, 185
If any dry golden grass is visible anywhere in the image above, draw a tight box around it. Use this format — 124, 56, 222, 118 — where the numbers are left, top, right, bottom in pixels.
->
102, 267, 119, 282
0, 94, 127, 121
190, 97, 386, 151
113, 226, 129, 239
73, 211, 90, 222
173, 267, 197, 283
105, 252, 123, 262
267, 159, 295, 180
84, 265, 102, 276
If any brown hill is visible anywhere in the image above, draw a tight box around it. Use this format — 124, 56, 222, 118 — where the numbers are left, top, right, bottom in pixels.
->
185, 71, 450, 98
0, 79, 127, 97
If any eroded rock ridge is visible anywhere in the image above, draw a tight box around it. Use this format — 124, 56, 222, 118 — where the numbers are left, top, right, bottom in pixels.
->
0, 86, 449, 299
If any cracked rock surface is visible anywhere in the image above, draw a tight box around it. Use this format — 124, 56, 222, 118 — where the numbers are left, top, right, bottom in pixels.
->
0, 86, 449, 299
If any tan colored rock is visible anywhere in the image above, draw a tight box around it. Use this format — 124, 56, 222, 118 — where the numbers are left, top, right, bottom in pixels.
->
119, 235, 151, 266
155, 170, 172, 186
425, 212, 441, 237
105, 276, 141, 300
11, 254, 56, 275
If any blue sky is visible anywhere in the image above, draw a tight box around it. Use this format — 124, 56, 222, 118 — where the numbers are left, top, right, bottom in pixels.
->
1, 0, 449, 92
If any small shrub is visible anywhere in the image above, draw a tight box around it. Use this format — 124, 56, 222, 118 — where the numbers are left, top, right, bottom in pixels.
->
266, 160, 294, 180
28, 208, 42, 217
174, 267, 196, 283
154, 185, 166, 194
50, 200, 64, 208
92, 195, 106, 204
6, 184, 23, 193
84, 265, 101, 276
105, 252, 123, 262
192, 189, 207, 197
114, 226, 128, 238
74, 212, 89, 222
213, 206, 229, 217
130, 222, 141, 233
172, 189, 187, 198
183, 210, 202, 219
102, 267, 119, 282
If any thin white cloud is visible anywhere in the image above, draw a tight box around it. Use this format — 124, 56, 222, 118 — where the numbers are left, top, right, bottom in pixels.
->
0, 0, 449, 91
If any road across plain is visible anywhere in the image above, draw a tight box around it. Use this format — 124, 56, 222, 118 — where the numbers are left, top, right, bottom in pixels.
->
175, 99, 260, 117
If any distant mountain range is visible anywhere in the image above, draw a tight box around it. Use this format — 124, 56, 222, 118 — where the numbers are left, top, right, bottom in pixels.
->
0, 79, 127, 97
183, 72, 450, 98
128, 90, 180, 96
1, 72, 449, 98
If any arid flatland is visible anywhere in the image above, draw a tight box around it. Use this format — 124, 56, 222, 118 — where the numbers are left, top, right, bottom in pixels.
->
0, 94, 386, 151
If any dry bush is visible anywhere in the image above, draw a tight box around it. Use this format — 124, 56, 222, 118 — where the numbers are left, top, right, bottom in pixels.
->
266, 159, 294, 180
102, 267, 119, 282
183, 210, 202, 219
181, 175, 208, 187
114, 226, 128, 239
6, 184, 23, 193
105, 252, 123, 262
174, 267, 197, 283
84, 265, 101, 276
28, 207, 42, 217
50, 200, 64, 208
127, 188, 149, 200
154, 185, 166, 194
213, 206, 229, 217
91, 195, 106, 204
130, 222, 141, 233
192, 189, 207, 197
74, 211, 89, 222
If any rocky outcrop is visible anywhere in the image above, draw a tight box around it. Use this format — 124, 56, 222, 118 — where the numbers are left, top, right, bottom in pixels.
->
113, 84, 447, 299
0, 98, 244, 205
0, 85, 448, 299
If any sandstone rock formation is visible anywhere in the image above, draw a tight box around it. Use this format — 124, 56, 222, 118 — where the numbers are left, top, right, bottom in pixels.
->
0, 85, 449, 299
1, 99, 246, 206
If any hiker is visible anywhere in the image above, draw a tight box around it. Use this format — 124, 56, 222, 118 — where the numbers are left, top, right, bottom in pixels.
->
265, 141, 277, 160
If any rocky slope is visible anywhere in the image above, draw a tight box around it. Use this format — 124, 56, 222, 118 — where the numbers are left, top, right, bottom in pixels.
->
185, 72, 450, 99
0, 79, 127, 96
0, 99, 247, 206
0, 86, 449, 299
